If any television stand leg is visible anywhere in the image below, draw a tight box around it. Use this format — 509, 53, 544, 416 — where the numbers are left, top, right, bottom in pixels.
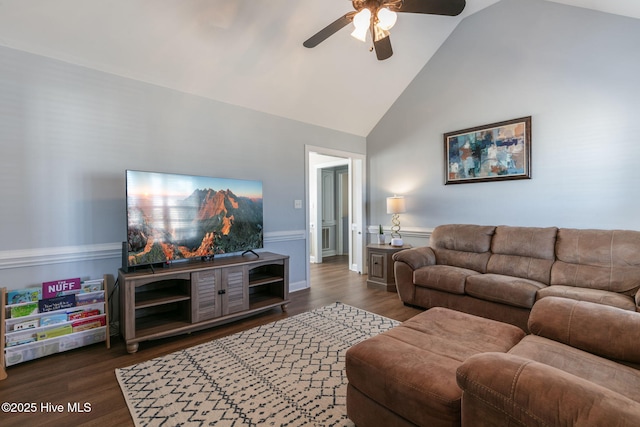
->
242, 249, 259, 257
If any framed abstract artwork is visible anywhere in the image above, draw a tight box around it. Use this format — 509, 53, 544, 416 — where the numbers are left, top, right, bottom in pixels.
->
444, 116, 531, 185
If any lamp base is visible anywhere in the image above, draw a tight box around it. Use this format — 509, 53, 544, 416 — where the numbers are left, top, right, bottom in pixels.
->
390, 238, 404, 247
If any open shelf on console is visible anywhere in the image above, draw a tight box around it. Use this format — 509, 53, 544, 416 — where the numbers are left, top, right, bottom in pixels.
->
134, 311, 191, 339
248, 264, 285, 287
248, 263, 286, 310
248, 293, 286, 310
134, 278, 190, 310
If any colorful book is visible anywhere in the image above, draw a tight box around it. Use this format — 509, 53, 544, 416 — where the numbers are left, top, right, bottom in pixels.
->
68, 309, 100, 321
7, 287, 42, 304
81, 279, 103, 293
37, 324, 73, 341
42, 277, 81, 299
13, 318, 40, 331
6, 330, 38, 347
71, 316, 106, 332
75, 292, 105, 306
38, 295, 76, 313
10, 302, 38, 318
40, 313, 69, 326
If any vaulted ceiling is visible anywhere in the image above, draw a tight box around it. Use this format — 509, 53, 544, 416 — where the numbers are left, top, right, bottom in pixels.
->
0, 0, 638, 136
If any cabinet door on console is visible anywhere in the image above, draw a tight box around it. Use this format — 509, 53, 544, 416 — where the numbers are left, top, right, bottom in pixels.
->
369, 252, 386, 281
222, 266, 249, 315
192, 270, 222, 322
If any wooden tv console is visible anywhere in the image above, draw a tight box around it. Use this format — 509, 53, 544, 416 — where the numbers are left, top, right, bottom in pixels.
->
118, 252, 289, 353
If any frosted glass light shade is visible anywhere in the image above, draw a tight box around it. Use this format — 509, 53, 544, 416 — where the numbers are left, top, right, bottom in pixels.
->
351, 8, 371, 42
376, 8, 397, 31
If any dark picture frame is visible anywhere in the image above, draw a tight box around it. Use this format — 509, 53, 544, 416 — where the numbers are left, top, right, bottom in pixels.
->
444, 116, 532, 185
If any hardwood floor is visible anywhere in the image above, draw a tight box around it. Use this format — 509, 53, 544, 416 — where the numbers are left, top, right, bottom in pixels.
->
0, 256, 421, 426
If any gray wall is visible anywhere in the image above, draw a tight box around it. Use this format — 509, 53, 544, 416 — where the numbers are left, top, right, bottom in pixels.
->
368, 0, 640, 245
0, 45, 366, 290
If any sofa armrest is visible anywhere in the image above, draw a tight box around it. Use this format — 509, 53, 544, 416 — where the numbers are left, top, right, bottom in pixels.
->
456, 353, 640, 427
391, 246, 436, 270
529, 297, 640, 364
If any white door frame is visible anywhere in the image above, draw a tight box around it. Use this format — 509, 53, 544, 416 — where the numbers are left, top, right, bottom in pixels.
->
305, 145, 367, 281
336, 167, 349, 256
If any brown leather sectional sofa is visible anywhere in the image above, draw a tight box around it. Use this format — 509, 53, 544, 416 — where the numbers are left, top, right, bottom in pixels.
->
345, 296, 640, 426
346, 224, 640, 425
393, 224, 640, 331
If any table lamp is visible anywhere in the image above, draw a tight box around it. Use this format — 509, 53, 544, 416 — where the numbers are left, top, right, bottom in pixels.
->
386, 195, 406, 247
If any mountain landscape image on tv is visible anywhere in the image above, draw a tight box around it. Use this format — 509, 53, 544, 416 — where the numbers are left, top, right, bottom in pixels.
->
126, 170, 263, 268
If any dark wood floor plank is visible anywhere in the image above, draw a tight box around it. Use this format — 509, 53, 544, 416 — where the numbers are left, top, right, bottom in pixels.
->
0, 256, 421, 426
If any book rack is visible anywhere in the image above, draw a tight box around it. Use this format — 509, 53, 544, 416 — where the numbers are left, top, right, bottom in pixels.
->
1, 275, 110, 379
0, 288, 5, 381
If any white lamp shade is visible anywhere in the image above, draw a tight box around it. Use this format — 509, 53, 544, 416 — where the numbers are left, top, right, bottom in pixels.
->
386, 196, 406, 214
376, 7, 397, 31
351, 8, 371, 42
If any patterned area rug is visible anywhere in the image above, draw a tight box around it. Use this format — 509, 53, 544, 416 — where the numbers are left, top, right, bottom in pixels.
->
115, 302, 399, 426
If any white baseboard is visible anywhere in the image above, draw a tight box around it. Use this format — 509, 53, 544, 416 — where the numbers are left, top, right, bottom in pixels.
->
289, 280, 309, 293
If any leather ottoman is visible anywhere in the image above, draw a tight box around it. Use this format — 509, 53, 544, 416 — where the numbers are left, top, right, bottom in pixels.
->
345, 307, 525, 427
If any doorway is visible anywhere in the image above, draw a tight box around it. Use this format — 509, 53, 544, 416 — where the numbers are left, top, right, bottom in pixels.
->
305, 146, 366, 283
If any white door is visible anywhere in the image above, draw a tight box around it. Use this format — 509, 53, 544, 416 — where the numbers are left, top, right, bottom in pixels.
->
306, 146, 366, 277
321, 169, 336, 257
348, 157, 365, 273
336, 168, 349, 255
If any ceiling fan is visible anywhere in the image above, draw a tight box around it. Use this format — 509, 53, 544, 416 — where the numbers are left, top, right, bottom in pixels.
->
303, 0, 466, 60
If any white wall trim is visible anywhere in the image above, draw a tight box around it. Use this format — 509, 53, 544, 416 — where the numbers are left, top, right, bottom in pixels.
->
0, 230, 308, 270
367, 225, 434, 240
0, 243, 122, 270
289, 280, 309, 292
264, 230, 306, 243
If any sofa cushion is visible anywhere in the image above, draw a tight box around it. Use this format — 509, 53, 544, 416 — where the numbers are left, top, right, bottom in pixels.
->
509, 335, 640, 403
466, 273, 546, 309
528, 297, 640, 365
414, 265, 481, 295
491, 225, 558, 259
392, 246, 436, 270
457, 352, 640, 426
487, 226, 557, 284
430, 224, 495, 272
537, 285, 637, 311
551, 228, 640, 296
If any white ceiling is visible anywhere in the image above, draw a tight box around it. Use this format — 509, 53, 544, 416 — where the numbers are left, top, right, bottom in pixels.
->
0, 0, 638, 137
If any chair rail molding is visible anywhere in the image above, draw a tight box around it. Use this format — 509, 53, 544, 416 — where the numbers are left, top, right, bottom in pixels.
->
0, 243, 122, 270
367, 225, 434, 240
0, 230, 307, 270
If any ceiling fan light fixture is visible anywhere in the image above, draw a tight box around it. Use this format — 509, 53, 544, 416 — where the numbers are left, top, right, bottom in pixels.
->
350, 8, 371, 42
303, 0, 466, 60
376, 7, 397, 31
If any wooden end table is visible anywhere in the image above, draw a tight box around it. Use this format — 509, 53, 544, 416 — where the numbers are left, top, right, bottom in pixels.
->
366, 243, 412, 292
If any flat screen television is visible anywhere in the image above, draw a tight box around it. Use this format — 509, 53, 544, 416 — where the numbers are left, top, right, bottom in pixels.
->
125, 170, 263, 270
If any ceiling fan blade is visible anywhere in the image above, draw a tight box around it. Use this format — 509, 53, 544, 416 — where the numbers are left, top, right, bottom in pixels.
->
303, 13, 353, 48
395, 0, 466, 16
372, 26, 393, 61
